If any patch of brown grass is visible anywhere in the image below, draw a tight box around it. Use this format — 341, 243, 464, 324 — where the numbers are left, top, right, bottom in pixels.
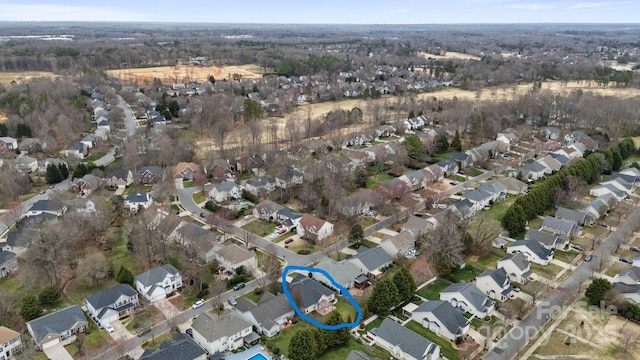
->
106, 64, 264, 84
409, 254, 436, 285
0, 71, 58, 85
168, 295, 187, 311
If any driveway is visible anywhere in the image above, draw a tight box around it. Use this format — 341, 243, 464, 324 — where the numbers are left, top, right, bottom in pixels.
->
108, 320, 135, 341
154, 298, 181, 319
43, 343, 74, 360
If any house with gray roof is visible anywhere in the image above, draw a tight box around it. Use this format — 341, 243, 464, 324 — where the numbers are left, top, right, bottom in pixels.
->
137, 166, 164, 184
85, 283, 139, 326
620, 167, 640, 183
105, 169, 133, 189
209, 181, 243, 202
399, 170, 428, 191
64, 142, 87, 159
410, 300, 471, 341
277, 207, 303, 230
589, 184, 626, 201
507, 239, 554, 265
541, 216, 582, 237
347, 246, 393, 279
535, 155, 563, 173
381, 231, 419, 259
474, 268, 513, 301
549, 153, 569, 165
478, 181, 508, 203
313, 257, 364, 291
135, 264, 182, 303
603, 178, 634, 194
370, 318, 440, 360
525, 229, 568, 250
26, 199, 67, 218
286, 274, 336, 314
436, 159, 459, 175
233, 292, 294, 337
555, 207, 591, 226
275, 167, 303, 189
519, 162, 547, 181
336, 188, 374, 217
461, 189, 492, 212
26, 305, 88, 350
452, 198, 475, 219
252, 200, 285, 221
611, 172, 637, 189
346, 350, 374, 360
614, 267, 640, 286
497, 177, 528, 195
191, 312, 252, 354
0, 250, 17, 278
450, 152, 471, 168
140, 333, 207, 360
497, 252, 532, 284
71, 174, 102, 195
612, 282, 640, 305
124, 191, 153, 211
583, 197, 610, 220
440, 283, 496, 318
401, 216, 437, 239
244, 176, 276, 197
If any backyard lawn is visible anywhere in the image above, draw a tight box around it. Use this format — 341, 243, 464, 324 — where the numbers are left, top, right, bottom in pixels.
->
417, 278, 452, 300
442, 264, 483, 283
405, 320, 458, 360
366, 173, 394, 189
605, 261, 631, 277
265, 323, 311, 357
469, 248, 507, 271
364, 317, 384, 332
485, 196, 518, 222
242, 220, 277, 237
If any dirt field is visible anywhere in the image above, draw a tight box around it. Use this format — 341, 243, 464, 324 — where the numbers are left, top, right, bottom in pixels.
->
419, 51, 481, 61
0, 110, 6, 123
106, 64, 265, 84
0, 71, 58, 85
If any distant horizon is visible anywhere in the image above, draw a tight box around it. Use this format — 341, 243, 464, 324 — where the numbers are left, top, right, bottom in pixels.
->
1, 0, 640, 24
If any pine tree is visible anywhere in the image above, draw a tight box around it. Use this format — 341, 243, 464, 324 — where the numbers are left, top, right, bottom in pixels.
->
288, 329, 319, 360
451, 129, 462, 152
393, 267, 417, 302
116, 266, 135, 286
58, 163, 69, 179
367, 278, 400, 316
20, 294, 43, 321
45, 164, 62, 184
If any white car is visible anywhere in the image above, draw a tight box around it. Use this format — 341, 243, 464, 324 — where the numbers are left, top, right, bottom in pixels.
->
192, 299, 204, 309
104, 324, 115, 333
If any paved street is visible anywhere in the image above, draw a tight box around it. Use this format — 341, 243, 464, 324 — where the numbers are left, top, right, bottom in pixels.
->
116, 94, 138, 138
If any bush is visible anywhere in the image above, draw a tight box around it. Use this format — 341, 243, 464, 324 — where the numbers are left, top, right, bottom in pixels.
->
242, 189, 259, 204
253, 287, 263, 295
205, 201, 221, 212
272, 347, 281, 356
297, 250, 311, 255
38, 286, 61, 306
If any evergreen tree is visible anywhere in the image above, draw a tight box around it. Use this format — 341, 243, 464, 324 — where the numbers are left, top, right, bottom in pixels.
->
367, 278, 400, 316
349, 224, 364, 244
116, 266, 135, 286
45, 164, 62, 184
451, 129, 462, 152
408, 110, 415, 119
436, 134, 450, 153
322, 312, 350, 347
58, 163, 69, 179
288, 329, 319, 360
404, 134, 425, 159
20, 295, 42, 321
393, 267, 417, 302
585, 278, 612, 306
38, 286, 62, 306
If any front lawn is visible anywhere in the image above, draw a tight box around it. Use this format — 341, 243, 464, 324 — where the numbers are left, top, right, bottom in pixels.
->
65, 321, 114, 359
192, 191, 207, 204
142, 332, 174, 351
288, 241, 318, 254
364, 317, 384, 332
605, 261, 630, 277
242, 220, 277, 237
357, 216, 378, 229
518, 280, 546, 296
530, 263, 563, 279
366, 173, 394, 189
417, 278, 452, 300
241, 289, 263, 304
348, 240, 379, 250
405, 320, 458, 360
82, 152, 106, 162
553, 250, 579, 264
124, 306, 165, 334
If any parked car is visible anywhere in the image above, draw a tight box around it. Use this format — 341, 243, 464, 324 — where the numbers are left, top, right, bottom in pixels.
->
630, 246, 640, 252
449, 181, 459, 185
228, 297, 238, 306
584, 255, 593, 262
512, 287, 521, 293
233, 282, 245, 291
200, 213, 207, 218
570, 244, 583, 251
185, 328, 193, 337
104, 324, 115, 333
619, 258, 632, 264
284, 238, 294, 244
192, 299, 204, 309
137, 327, 151, 337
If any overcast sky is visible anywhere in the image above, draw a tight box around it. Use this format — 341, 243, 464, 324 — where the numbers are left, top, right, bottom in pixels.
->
0, 0, 639, 23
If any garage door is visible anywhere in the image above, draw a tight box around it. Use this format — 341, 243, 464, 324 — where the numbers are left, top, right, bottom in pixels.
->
41, 338, 60, 350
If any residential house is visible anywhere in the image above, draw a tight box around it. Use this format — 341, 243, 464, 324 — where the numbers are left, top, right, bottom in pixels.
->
277, 207, 304, 231
135, 264, 183, 303
209, 181, 243, 203
252, 200, 285, 222
124, 191, 153, 211
233, 292, 294, 337
297, 213, 334, 242
346, 350, 374, 360
507, 239, 554, 266
347, 246, 393, 279
0, 137, 17, 152
541, 127, 561, 140
336, 188, 374, 217
401, 217, 438, 240
96, 119, 111, 133
525, 229, 569, 250
80, 134, 98, 149
474, 268, 513, 301
73, 198, 97, 215
450, 152, 471, 168
399, 170, 428, 191
286, 274, 336, 314
37, 157, 67, 174
619, 167, 640, 183
602, 178, 634, 195
554, 146, 580, 160
215, 244, 258, 273
611, 172, 637, 190
26, 199, 67, 217
461, 189, 493, 212
375, 125, 397, 138
424, 164, 445, 182
137, 166, 164, 184
370, 318, 440, 360
452, 198, 476, 219
550, 153, 570, 166
71, 174, 101, 195
467, 141, 500, 165
535, 155, 563, 173
405, 115, 427, 131
174, 162, 200, 180
440, 283, 496, 318
244, 176, 276, 197
583, 197, 611, 220
313, 258, 364, 291
555, 207, 592, 226
541, 216, 582, 237
612, 282, 640, 305
634, 255, 640, 268
0, 326, 22, 360
436, 159, 459, 175
16, 155, 38, 173
497, 177, 528, 195
85, 283, 139, 326
478, 181, 508, 203
614, 267, 640, 286
410, 301, 470, 341
191, 312, 253, 354
497, 252, 532, 284
171, 222, 211, 244
519, 162, 547, 181
534, 139, 562, 155
0, 251, 17, 278
105, 169, 133, 189
26, 305, 88, 350
64, 142, 87, 159
275, 167, 303, 189
139, 333, 207, 360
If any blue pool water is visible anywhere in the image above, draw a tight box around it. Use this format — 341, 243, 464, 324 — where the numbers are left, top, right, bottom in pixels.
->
247, 355, 268, 360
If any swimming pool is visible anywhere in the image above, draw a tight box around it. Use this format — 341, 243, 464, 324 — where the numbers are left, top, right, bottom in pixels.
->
247, 354, 268, 360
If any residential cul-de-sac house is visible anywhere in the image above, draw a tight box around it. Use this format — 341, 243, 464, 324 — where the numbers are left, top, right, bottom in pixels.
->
370, 318, 440, 360
542, 216, 582, 237
27, 199, 67, 218
252, 200, 285, 222
477, 181, 508, 203
461, 189, 492, 212
297, 213, 334, 242
381, 231, 417, 259
313, 257, 364, 291
26, 305, 88, 350
440, 283, 496, 318
286, 274, 336, 314
209, 181, 243, 203
474, 268, 513, 302
0, 250, 17, 278
105, 169, 134, 189
525, 229, 569, 250
139, 333, 207, 360
174, 162, 200, 180
85, 283, 139, 326
191, 312, 253, 354
64, 141, 87, 159
215, 243, 258, 273
244, 176, 276, 197
137, 166, 164, 184
497, 252, 532, 284
347, 246, 393, 279
135, 264, 182, 303
555, 207, 592, 226
507, 239, 554, 266
124, 191, 153, 211
410, 300, 471, 342
233, 292, 294, 337
0, 326, 22, 360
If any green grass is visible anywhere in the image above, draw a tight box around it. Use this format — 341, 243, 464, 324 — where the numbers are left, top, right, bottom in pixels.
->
372, 232, 385, 239
442, 264, 483, 283
66, 279, 119, 304
273, 231, 294, 243
331, 298, 358, 323
192, 191, 207, 204
83, 152, 106, 162
417, 278, 452, 300
171, 204, 181, 213
65, 321, 113, 356
357, 216, 378, 229
605, 261, 630, 277
527, 218, 543, 230
364, 317, 384, 332
238, 172, 255, 180
182, 180, 196, 188
124, 185, 153, 195
485, 196, 518, 222
348, 240, 379, 250
288, 241, 318, 254
470, 248, 507, 270
142, 332, 174, 351
241, 289, 263, 304
518, 280, 545, 296
106, 229, 139, 275
0, 275, 34, 301
242, 221, 277, 237
265, 322, 312, 356
366, 173, 395, 189
530, 262, 563, 279
430, 151, 456, 164
125, 307, 165, 333
405, 320, 458, 360
470, 315, 500, 333
553, 250, 579, 263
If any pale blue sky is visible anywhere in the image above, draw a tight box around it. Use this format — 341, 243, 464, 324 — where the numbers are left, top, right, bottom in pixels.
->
0, 0, 638, 23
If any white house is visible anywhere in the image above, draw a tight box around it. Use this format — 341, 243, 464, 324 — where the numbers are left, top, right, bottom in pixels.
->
297, 213, 334, 242
474, 268, 513, 302
497, 252, 532, 284
232, 292, 294, 337
135, 264, 183, 303
410, 301, 470, 341
0, 326, 22, 359
440, 283, 496, 318
507, 239, 554, 266
370, 319, 440, 360
124, 191, 153, 211
244, 176, 276, 197
209, 181, 243, 203
191, 312, 253, 354
85, 284, 139, 326
215, 244, 258, 273
27, 199, 67, 217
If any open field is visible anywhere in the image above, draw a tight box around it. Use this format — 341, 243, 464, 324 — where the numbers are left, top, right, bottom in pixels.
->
0, 71, 58, 85
106, 64, 265, 84
420, 51, 482, 61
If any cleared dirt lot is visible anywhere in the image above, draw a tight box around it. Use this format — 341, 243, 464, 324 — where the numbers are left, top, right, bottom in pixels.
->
419, 51, 481, 61
0, 71, 58, 85
106, 64, 265, 84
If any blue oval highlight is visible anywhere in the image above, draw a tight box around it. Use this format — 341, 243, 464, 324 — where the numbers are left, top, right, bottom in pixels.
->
281, 265, 362, 330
